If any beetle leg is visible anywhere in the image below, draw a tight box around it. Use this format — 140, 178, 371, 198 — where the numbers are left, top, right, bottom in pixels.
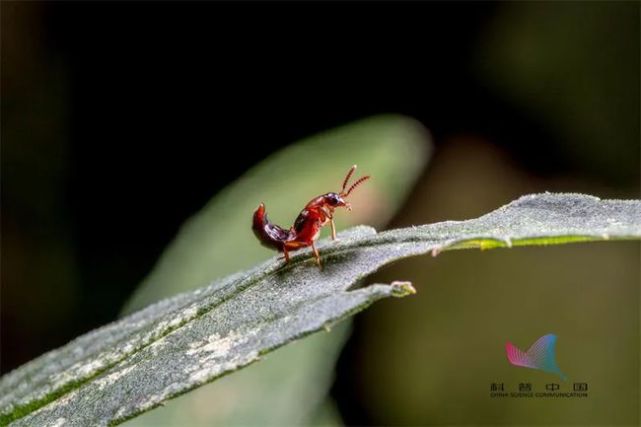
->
320, 206, 338, 241
283, 246, 290, 263
330, 219, 337, 240
311, 241, 321, 267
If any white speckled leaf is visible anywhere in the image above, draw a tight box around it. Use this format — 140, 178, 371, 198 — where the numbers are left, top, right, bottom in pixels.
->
120, 114, 431, 427
1, 193, 639, 426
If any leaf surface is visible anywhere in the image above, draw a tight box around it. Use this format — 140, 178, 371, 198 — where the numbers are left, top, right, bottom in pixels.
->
1, 193, 639, 426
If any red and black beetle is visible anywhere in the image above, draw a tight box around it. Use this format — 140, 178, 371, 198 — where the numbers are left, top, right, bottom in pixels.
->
252, 165, 370, 266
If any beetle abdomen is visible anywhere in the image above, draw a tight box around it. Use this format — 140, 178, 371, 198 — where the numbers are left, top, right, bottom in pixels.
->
252, 203, 293, 251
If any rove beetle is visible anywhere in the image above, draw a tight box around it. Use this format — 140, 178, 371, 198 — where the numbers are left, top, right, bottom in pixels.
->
252, 165, 370, 266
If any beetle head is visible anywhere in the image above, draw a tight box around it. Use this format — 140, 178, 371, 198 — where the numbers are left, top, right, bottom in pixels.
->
325, 192, 351, 211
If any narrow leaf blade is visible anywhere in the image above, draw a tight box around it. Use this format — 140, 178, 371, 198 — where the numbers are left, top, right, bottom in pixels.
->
0, 193, 639, 426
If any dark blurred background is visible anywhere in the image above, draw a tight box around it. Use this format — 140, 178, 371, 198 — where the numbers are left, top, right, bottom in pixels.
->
2, 1, 639, 425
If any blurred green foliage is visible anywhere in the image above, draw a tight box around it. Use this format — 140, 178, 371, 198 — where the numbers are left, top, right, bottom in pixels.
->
359, 242, 639, 425
477, 1, 639, 186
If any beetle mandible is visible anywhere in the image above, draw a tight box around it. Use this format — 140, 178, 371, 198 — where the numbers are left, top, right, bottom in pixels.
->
252, 165, 370, 266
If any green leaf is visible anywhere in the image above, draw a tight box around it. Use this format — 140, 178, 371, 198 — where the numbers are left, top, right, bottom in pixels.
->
119, 114, 431, 426
125, 322, 352, 427
1, 193, 639, 426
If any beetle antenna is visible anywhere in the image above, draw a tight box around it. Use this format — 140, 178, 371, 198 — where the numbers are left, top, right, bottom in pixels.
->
341, 165, 357, 193
344, 175, 370, 197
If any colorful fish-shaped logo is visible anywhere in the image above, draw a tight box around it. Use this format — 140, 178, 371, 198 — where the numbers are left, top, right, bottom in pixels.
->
506, 334, 567, 380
